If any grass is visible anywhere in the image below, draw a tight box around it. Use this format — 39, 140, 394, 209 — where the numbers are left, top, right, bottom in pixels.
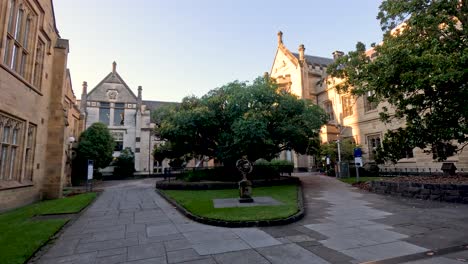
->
339, 176, 385, 184
0, 192, 97, 264
162, 185, 299, 221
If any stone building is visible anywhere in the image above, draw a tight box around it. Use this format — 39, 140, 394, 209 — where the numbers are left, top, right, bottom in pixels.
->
80, 62, 173, 174
270, 31, 468, 171
63, 69, 83, 185
0, 0, 81, 211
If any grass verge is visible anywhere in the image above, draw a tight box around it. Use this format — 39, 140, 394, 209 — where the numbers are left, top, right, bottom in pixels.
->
0, 192, 97, 264
162, 185, 298, 221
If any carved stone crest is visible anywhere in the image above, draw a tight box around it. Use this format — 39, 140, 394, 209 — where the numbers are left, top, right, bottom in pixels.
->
107, 90, 118, 100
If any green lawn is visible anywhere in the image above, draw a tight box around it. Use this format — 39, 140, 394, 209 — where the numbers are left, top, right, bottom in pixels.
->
339, 176, 385, 184
0, 192, 97, 264
162, 185, 299, 221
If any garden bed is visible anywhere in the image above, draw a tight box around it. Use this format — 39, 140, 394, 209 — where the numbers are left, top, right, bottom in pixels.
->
156, 184, 304, 227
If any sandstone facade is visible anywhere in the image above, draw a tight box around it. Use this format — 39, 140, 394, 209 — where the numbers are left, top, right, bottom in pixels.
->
0, 0, 82, 211
270, 32, 468, 172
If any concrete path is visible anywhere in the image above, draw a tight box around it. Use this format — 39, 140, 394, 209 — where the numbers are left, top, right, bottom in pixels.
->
34, 175, 468, 264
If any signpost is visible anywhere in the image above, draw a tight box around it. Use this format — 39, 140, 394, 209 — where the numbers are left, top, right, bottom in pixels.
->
87, 160, 94, 192
353, 148, 362, 182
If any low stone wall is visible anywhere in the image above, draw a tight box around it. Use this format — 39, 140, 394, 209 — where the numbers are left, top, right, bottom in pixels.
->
156, 176, 300, 190
370, 181, 468, 204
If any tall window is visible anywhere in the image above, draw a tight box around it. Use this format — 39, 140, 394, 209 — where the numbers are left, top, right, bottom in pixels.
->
99, 102, 110, 125
367, 134, 381, 161
111, 132, 124, 151
364, 90, 378, 112
113, 103, 125, 126
0, 114, 24, 181
342, 95, 353, 118
32, 39, 45, 89
323, 101, 334, 121
24, 124, 36, 181
4, 0, 36, 80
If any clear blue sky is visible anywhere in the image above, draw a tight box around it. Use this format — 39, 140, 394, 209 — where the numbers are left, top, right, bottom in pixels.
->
54, 0, 383, 102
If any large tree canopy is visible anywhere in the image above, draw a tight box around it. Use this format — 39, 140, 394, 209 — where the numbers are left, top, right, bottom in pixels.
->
327, 0, 468, 162
153, 77, 327, 165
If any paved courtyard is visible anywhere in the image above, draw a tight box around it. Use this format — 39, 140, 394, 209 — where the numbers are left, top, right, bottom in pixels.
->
34, 175, 468, 264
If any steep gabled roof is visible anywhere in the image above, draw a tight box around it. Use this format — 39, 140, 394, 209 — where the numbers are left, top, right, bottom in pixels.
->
87, 71, 138, 102
291, 53, 334, 67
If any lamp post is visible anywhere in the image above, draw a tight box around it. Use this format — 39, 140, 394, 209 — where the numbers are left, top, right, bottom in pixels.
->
335, 124, 344, 178
67, 136, 76, 186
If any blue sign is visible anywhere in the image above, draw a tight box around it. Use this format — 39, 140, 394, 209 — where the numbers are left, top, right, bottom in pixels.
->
353, 148, 362, 158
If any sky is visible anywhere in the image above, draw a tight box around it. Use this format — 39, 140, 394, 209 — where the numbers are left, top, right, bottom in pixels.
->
53, 0, 384, 102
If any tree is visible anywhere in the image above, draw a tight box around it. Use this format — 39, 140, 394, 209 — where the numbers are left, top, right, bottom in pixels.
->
320, 138, 359, 164
327, 0, 468, 162
113, 147, 135, 178
76, 122, 115, 169
153, 77, 327, 165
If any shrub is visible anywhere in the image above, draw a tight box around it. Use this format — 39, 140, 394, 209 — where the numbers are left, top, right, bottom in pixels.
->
113, 148, 135, 179
73, 123, 115, 185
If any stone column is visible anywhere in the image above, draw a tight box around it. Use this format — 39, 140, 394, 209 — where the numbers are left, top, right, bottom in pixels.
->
43, 39, 69, 199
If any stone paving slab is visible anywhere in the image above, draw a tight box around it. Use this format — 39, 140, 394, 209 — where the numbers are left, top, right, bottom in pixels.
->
213, 249, 271, 264
191, 238, 251, 255
256, 243, 330, 264
231, 228, 282, 248
402, 257, 465, 263
213, 196, 283, 208
34, 176, 468, 264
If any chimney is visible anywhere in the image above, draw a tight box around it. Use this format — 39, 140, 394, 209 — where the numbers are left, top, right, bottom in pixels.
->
298, 44, 305, 62
263, 72, 269, 82
112, 61, 117, 75
332, 51, 344, 60
80, 81, 88, 112
137, 86, 142, 111
277, 31, 283, 45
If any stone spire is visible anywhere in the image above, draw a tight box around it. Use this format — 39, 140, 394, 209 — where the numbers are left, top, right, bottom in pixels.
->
112, 61, 117, 75
299, 44, 305, 62
277, 31, 283, 45
137, 86, 142, 112
80, 81, 88, 112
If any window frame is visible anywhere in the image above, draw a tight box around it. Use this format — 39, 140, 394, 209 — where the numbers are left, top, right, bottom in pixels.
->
111, 131, 124, 152
342, 95, 354, 118
366, 134, 382, 161
323, 100, 334, 121
0, 113, 25, 182
3, 0, 38, 82
364, 90, 378, 112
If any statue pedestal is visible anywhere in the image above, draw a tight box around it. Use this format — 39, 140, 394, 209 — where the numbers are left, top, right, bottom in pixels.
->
238, 179, 254, 203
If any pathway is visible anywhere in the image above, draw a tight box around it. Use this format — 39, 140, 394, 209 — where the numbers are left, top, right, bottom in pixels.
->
34, 175, 468, 264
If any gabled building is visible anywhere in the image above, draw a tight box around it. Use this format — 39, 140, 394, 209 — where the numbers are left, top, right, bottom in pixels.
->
270, 31, 468, 172
80, 62, 169, 174
270, 31, 337, 169
0, 0, 81, 211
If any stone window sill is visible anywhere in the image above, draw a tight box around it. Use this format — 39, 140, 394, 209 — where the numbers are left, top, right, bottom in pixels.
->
0, 180, 34, 191
0, 64, 43, 96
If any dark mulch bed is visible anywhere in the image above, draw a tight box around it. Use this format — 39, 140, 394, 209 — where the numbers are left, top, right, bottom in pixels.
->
378, 175, 468, 185
352, 182, 371, 191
